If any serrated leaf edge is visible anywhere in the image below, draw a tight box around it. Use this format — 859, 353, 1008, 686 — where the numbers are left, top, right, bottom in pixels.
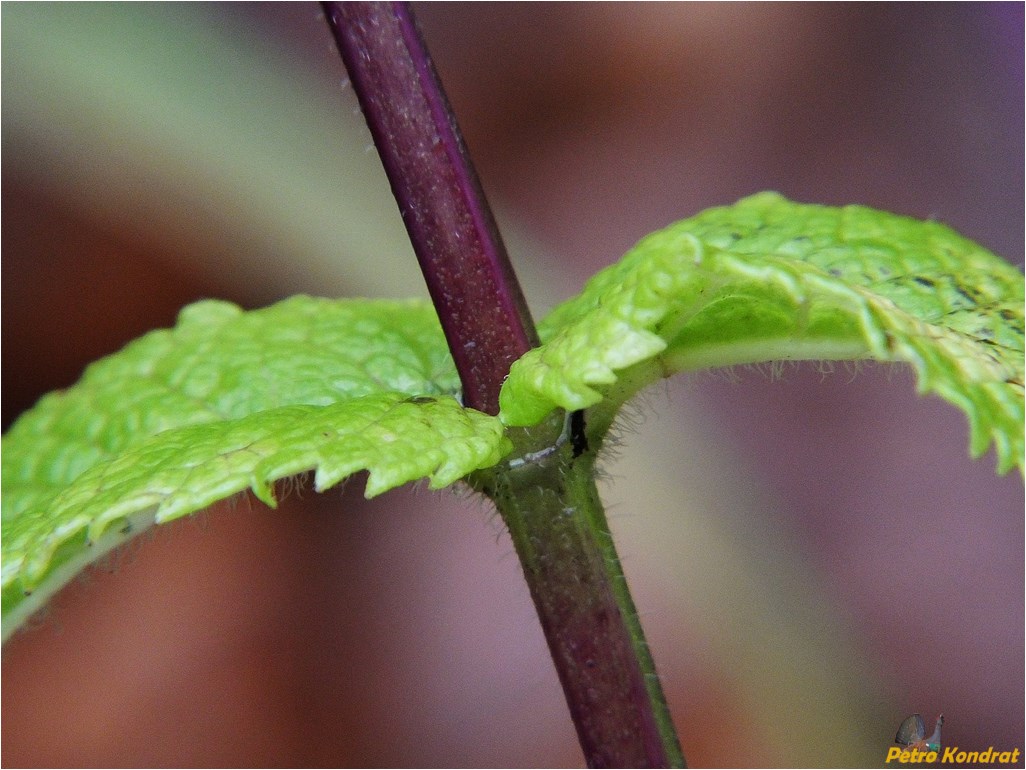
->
500, 203, 1024, 473
2, 394, 511, 640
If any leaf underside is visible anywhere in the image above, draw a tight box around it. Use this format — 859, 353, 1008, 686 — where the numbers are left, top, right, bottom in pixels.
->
1, 297, 509, 636
501, 193, 1024, 474
3, 193, 1022, 639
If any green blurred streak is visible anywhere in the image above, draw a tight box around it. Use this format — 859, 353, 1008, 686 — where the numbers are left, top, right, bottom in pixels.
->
2, 2, 421, 298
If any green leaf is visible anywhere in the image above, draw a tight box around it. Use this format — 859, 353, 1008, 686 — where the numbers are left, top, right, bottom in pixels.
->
500, 193, 1024, 473
6, 194, 1022, 641
2, 296, 510, 638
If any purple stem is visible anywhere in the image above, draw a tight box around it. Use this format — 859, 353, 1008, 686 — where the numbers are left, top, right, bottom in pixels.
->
322, 4, 684, 766
322, 1, 537, 415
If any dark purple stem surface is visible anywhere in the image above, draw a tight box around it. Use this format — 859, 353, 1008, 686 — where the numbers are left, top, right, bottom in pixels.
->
322, 1, 537, 415
322, 4, 684, 766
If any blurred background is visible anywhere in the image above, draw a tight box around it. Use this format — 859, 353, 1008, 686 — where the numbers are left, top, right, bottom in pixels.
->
2, 3, 1022, 766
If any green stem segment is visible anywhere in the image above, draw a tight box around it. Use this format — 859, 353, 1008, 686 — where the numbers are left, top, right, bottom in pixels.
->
323, 3, 684, 765
474, 428, 685, 768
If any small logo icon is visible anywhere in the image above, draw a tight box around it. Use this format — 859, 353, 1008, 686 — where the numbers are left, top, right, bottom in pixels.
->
895, 713, 944, 753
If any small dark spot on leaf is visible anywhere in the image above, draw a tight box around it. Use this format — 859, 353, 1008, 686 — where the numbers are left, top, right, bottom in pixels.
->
913, 276, 935, 288
998, 309, 1025, 335
953, 282, 980, 306
570, 410, 589, 457
406, 396, 435, 404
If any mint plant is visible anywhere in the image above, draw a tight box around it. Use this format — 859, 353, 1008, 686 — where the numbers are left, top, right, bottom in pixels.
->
2, 3, 1023, 767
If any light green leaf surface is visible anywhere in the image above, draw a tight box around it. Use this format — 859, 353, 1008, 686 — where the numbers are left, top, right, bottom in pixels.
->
501, 193, 1024, 473
5, 193, 1022, 641
2, 297, 510, 638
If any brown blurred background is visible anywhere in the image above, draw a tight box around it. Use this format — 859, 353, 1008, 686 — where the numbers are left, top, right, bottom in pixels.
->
2, 3, 1022, 767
